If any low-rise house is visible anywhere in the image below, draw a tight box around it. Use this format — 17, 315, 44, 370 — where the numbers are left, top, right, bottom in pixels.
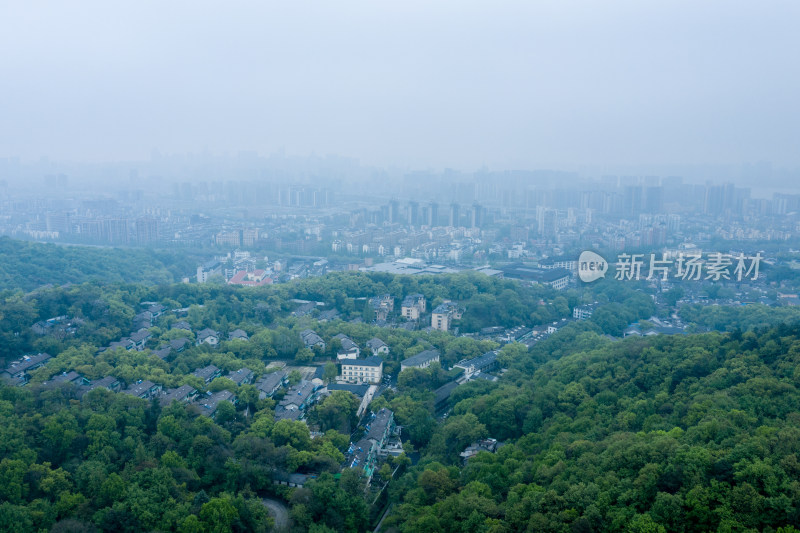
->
346, 438, 380, 481
341, 356, 384, 384
401, 294, 426, 320
160, 384, 198, 406
365, 408, 395, 449
133, 311, 153, 329
345, 408, 399, 481
44, 371, 89, 388
255, 371, 286, 399
152, 346, 172, 360
624, 325, 642, 337
227, 269, 271, 286
366, 338, 389, 355
500, 325, 532, 343
300, 329, 326, 351
369, 294, 394, 321
196, 328, 220, 346
195, 390, 236, 417
273, 473, 314, 488
107, 338, 136, 351
334, 334, 360, 360
227, 368, 254, 386
169, 338, 190, 352
147, 303, 167, 318
400, 349, 440, 371
454, 351, 498, 379
326, 383, 370, 399
434, 381, 459, 413
546, 318, 571, 334
291, 302, 316, 317
130, 330, 152, 350
573, 303, 599, 320
78, 376, 122, 397
192, 365, 222, 383
229, 329, 249, 341
318, 309, 340, 322
460, 438, 499, 463
31, 321, 51, 336
123, 380, 162, 400
171, 321, 192, 331
1, 353, 52, 386
431, 301, 462, 332
275, 380, 318, 421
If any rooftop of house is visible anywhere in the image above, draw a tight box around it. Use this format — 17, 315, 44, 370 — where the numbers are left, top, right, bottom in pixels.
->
401, 349, 440, 367
255, 371, 286, 394
227, 368, 254, 385
366, 337, 388, 350
3, 353, 52, 375
326, 383, 370, 398
229, 329, 249, 340
279, 380, 317, 408
123, 380, 157, 397
342, 356, 384, 368
160, 384, 197, 405
197, 328, 219, 339
455, 351, 498, 370
196, 390, 235, 415
192, 365, 220, 381
366, 408, 394, 442
402, 293, 425, 306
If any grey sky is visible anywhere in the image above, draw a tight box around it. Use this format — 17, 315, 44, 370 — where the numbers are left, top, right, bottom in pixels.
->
1, 1, 798, 170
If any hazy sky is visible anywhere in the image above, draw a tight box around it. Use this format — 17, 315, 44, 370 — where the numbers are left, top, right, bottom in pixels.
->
1, 1, 798, 170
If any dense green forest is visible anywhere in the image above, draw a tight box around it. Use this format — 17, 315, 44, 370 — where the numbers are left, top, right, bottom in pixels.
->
0, 237, 199, 291
3, 238, 800, 532
385, 324, 800, 532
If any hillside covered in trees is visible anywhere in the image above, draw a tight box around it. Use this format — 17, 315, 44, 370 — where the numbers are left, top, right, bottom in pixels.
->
385, 323, 800, 532
2, 245, 800, 532
0, 237, 198, 291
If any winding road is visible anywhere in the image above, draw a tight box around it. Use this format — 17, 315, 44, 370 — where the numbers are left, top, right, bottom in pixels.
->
261, 497, 290, 531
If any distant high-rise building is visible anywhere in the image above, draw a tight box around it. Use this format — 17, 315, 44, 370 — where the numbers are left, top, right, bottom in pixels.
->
242, 228, 259, 246
537, 208, 557, 240
623, 186, 643, 215
428, 202, 439, 226
103, 219, 129, 244
510, 225, 529, 242
449, 203, 460, 227
46, 212, 72, 235
667, 214, 681, 233
470, 204, 484, 228
408, 201, 419, 226
135, 217, 159, 244
389, 200, 400, 224
644, 186, 664, 213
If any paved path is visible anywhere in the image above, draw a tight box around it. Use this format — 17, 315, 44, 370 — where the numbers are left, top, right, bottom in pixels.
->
261, 497, 290, 531
374, 503, 394, 532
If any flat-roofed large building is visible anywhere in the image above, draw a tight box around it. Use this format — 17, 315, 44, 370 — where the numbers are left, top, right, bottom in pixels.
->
500, 264, 571, 290
341, 356, 384, 384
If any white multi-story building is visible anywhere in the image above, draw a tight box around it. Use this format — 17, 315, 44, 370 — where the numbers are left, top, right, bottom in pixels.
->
341, 356, 384, 384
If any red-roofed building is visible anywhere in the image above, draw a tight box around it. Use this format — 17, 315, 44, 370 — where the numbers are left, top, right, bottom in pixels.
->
227, 270, 272, 286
